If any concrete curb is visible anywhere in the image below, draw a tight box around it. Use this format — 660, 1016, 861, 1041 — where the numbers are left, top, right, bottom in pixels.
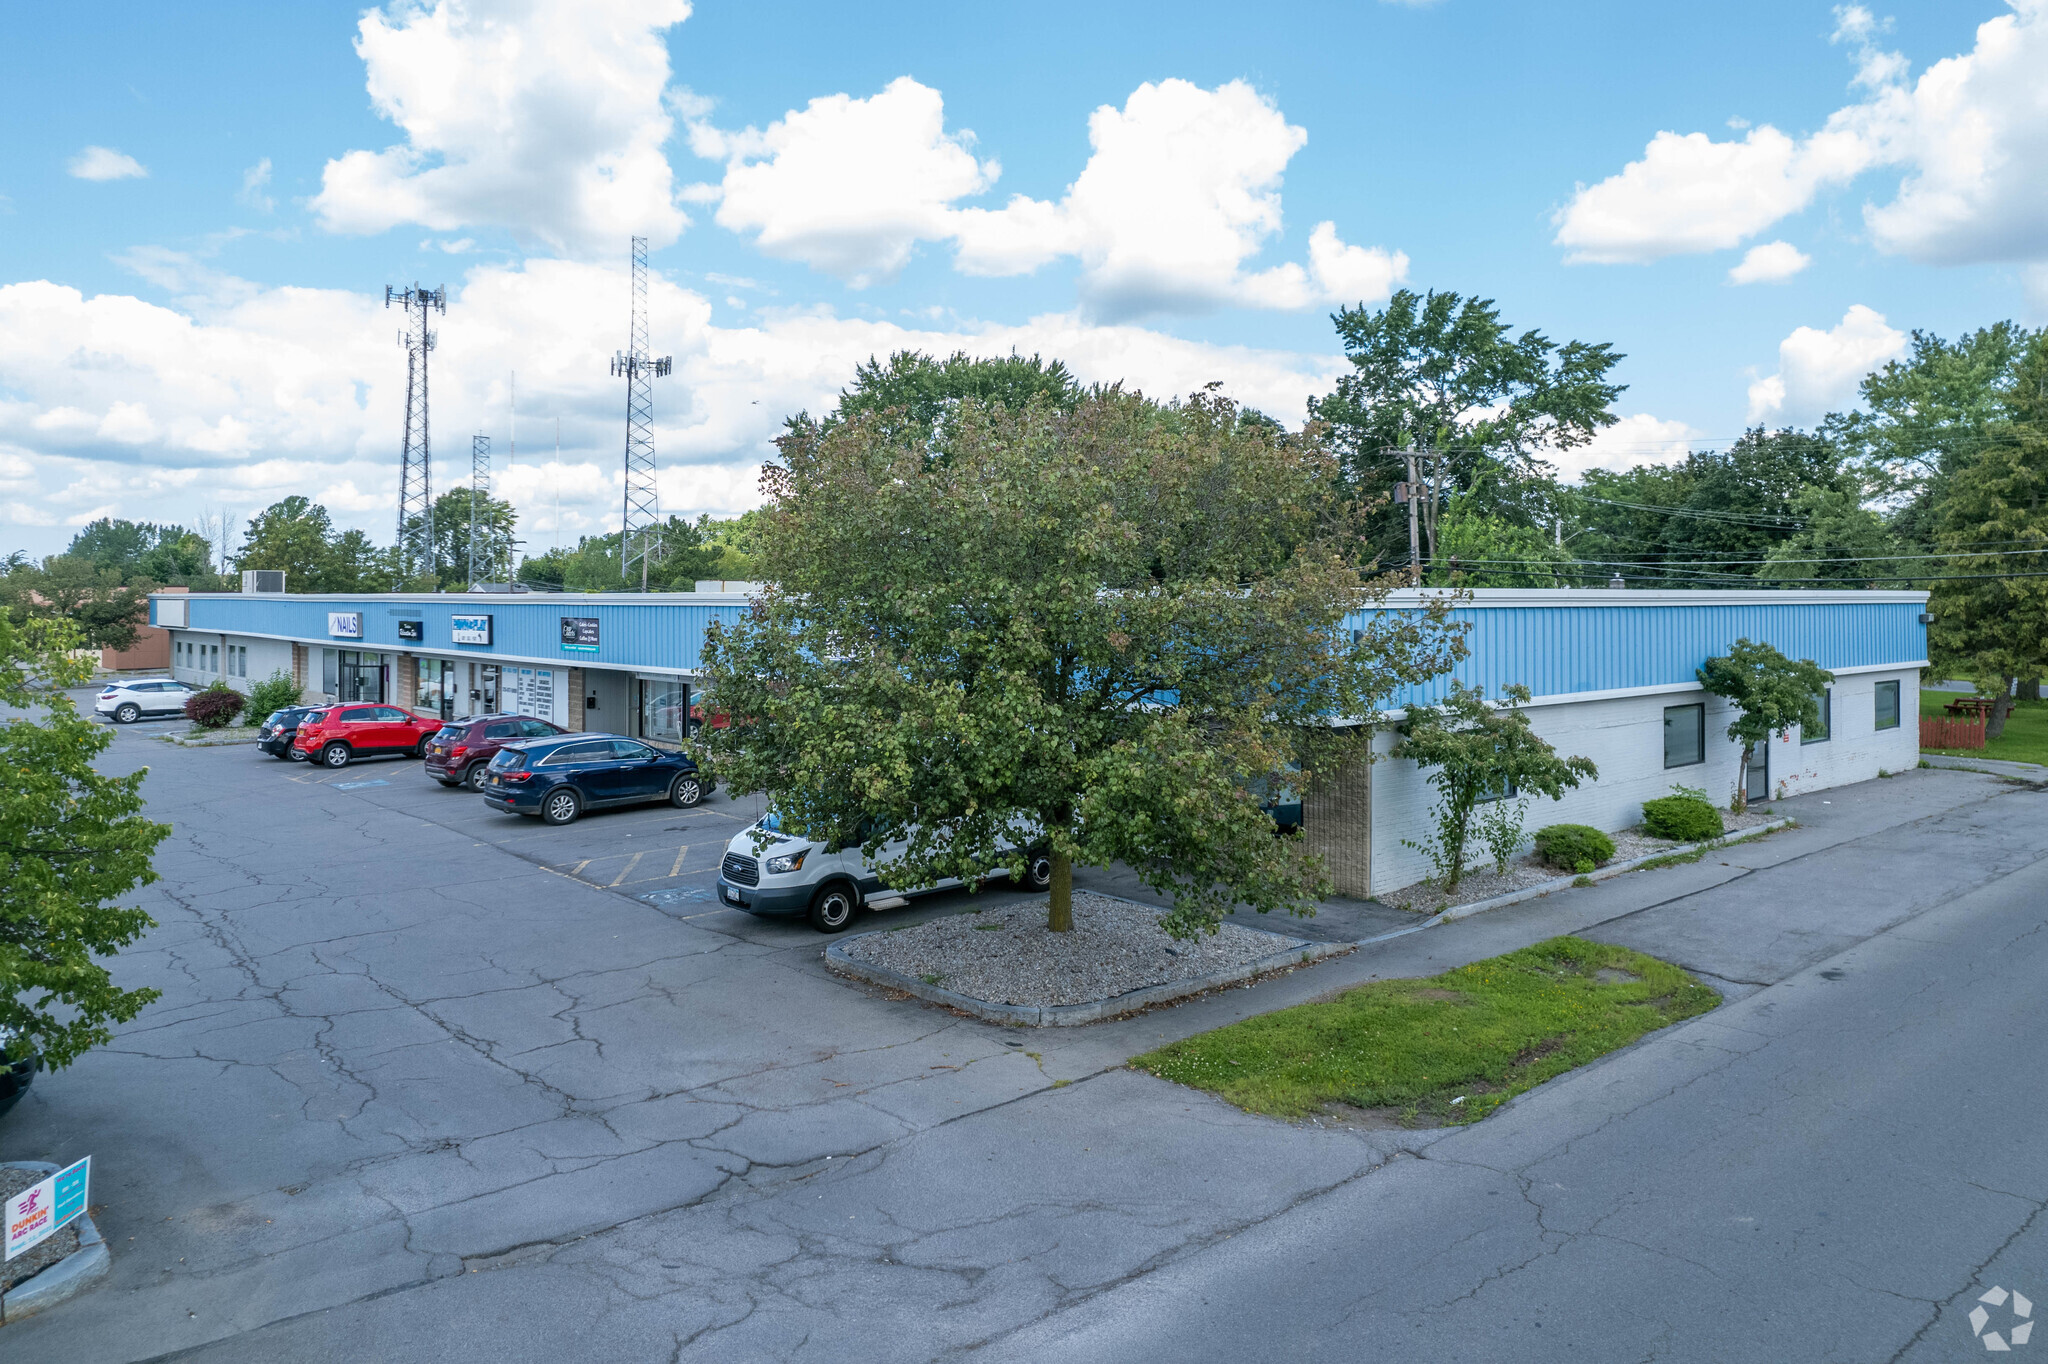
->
824, 917, 1355, 1028
1919, 752, 2048, 782
159, 728, 263, 748
1358, 817, 1800, 947
0, 1162, 110, 1323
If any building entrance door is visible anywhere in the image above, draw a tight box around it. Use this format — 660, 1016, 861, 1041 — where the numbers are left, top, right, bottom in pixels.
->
479, 665, 500, 715
336, 651, 385, 703
1746, 742, 1770, 804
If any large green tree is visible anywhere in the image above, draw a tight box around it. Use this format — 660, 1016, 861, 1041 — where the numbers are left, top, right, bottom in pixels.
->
0, 555, 157, 651
1309, 289, 1625, 567
0, 614, 166, 1067
65, 518, 219, 587
1698, 639, 1833, 807
1928, 333, 2048, 737
234, 496, 340, 589
793, 349, 1085, 453
407, 488, 519, 587
700, 389, 1467, 938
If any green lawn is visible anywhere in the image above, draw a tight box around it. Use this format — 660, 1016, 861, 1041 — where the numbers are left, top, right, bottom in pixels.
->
1133, 936, 1717, 1127
1921, 688, 2048, 767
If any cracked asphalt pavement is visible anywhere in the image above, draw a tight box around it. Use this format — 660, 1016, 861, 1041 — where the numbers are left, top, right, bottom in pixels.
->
7, 704, 2046, 1361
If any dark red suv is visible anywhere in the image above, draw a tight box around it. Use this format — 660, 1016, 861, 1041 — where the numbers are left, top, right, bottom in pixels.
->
425, 714, 566, 789
292, 704, 443, 768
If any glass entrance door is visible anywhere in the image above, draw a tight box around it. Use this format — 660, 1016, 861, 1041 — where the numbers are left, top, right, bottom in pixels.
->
336, 651, 385, 703
417, 660, 460, 720
1746, 742, 1769, 803
479, 665, 499, 714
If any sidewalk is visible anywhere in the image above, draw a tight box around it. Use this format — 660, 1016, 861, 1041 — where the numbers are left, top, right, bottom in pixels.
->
1920, 751, 2048, 782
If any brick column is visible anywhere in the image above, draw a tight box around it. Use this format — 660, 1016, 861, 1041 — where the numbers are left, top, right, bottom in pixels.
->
1303, 729, 1372, 900
565, 668, 585, 731
291, 644, 307, 693
394, 655, 417, 710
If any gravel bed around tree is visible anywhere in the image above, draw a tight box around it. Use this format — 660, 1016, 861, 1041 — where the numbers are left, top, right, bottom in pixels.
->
0, 1166, 80, 1294
837, 892, 1304, 1008
1385, 807, 1782, 914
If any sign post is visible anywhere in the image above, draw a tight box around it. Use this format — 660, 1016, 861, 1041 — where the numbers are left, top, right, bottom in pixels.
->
5, 1156, 89, 1261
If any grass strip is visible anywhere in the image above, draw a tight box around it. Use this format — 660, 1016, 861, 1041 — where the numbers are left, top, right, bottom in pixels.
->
1133, 935, 1716, 1127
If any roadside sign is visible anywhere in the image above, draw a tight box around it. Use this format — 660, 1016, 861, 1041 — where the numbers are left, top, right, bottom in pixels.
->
5, 1156, 89, 1261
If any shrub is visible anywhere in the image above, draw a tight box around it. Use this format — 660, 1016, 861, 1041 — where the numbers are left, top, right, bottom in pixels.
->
1641, 793, 1722, 842
185, 681, 246, 729
1533, 823, 1615, 873
245, 670, 302, 721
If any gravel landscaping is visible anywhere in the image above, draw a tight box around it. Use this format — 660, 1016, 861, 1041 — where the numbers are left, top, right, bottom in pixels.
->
837, 891, 1304, 1008
0, 1166, 79, 1295
1386, 807, 1782, 914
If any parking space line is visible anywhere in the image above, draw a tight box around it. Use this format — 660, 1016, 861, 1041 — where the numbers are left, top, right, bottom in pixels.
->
668, 844, 690, 878
608, 851, 647, 887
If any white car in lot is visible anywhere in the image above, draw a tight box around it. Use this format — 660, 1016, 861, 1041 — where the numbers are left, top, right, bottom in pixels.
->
717, 813, 1052, 933
95, 677, 199, 723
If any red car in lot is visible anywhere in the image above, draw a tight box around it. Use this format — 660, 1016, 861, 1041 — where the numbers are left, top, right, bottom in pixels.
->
424, 714, 566, 789
292, 704, 443, 768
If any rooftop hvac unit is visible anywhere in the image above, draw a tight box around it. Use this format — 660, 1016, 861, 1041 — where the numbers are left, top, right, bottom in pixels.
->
241, 569, 287, 594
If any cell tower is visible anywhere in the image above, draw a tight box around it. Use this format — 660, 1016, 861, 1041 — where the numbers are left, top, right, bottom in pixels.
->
468, 433, 491, 586
610, 237, 672, 590
386, 283, 447, 575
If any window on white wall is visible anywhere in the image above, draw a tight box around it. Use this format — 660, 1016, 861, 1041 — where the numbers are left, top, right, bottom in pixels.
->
1875, 680, 1900, 731
1801, 688, 1831, 744
1664, 704, 1705, 768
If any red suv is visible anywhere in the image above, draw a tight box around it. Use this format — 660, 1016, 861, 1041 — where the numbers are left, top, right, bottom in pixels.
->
293, 704, 442, 768
425, 714, 565, 789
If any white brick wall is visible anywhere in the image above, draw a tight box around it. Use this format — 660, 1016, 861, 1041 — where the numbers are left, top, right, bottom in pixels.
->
1365, 669, 1920, 897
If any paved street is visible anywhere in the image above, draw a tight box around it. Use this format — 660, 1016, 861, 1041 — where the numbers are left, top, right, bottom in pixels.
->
5, 711, 2046, 1361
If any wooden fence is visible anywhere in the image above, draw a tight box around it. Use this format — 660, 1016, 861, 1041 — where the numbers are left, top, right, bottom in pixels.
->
1921, 717, 1986, 750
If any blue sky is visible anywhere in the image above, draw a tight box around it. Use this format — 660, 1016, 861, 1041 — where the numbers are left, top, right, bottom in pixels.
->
3, 0, 2043, 558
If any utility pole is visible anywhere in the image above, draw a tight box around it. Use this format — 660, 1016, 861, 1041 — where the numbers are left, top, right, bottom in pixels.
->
1400, 448, 1422, 585
387, 284, 446, 578
612, 237, 673, 591
468, 433, 490, 587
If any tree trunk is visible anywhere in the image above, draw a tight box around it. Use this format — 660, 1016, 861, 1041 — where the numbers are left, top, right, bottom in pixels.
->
1733, 744, 1751, 813
1988, 683, 2017, 741
1047, 851, 1073, 932
2022, 678, 2042, 703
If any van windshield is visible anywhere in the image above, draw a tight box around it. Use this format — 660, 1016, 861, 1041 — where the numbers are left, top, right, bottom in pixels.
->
758, 811, 783, 833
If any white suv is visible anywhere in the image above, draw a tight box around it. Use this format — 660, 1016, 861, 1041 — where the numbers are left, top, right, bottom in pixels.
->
717, 813, 1052, 932
96, 677, 199, 723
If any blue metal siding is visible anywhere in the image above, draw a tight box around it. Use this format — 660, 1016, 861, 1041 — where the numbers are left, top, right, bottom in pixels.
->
159, 592, 1927, 698
1353, 598, 1927, 706
156, 596, 748, 674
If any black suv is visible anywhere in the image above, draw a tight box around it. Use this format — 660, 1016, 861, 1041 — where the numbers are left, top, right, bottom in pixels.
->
257, 706, 321, 760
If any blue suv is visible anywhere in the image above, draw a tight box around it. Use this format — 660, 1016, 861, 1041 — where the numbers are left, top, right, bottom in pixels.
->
481, 733, 708, 825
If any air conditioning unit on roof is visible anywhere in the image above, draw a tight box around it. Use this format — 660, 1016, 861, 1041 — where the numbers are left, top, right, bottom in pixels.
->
241, 570, 286, 593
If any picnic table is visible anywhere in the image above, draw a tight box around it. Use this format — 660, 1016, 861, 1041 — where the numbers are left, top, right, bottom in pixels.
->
1943, 696, 1996, 719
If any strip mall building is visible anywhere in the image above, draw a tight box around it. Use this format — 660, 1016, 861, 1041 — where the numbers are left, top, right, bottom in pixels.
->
152, 588, 1927, 898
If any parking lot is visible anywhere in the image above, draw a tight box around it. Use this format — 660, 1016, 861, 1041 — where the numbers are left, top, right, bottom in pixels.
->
19, 694, 2048, 1361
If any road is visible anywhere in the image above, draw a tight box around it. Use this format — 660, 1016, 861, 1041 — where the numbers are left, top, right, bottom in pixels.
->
3, 701, 2044, 1361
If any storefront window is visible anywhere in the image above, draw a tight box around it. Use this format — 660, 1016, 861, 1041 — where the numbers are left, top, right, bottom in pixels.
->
416, 659, 460, 720
640, 680, 692, 747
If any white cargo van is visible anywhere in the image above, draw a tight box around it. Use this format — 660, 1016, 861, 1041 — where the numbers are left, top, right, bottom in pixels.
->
716, 813, 1051, 932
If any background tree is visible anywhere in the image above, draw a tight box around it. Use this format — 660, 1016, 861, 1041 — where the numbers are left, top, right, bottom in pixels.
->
1433, 496, 1576, 586
234, 496, 340, 589
1393, 682, 1597, 890
64, 518, 221, 587
0, 555, 157, 651
1308, 289, 1625, 567
701, 388, 1467, 938
1927, 333, 2048, 736
1697, 639, 1833, 808
0, 613, 166, 1067
1755, 482, 1910, 586
792, 349, 1085, 453
517, 515, 751, 592
407, 489, 518, 587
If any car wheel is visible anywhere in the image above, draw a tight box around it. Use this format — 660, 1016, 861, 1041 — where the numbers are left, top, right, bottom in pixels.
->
114, 703, 140, 724
414, 735, 433, 759
1021, 848, 1054, 892
669, 773, 703, 808
463, 762, 487, 791
541, 788, 582, 826
808, 881, 859, 934
289, 747, 308, 762
321, 743, 351, 768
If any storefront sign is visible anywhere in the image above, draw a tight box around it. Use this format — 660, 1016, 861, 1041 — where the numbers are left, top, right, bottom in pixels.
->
327, 612, 364, 639
5, 1156, 88, 1261
560, 617, 600, 652
451, 614, 494, 645
396, 620, 424, 642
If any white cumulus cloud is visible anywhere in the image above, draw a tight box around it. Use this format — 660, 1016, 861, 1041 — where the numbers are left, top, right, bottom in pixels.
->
1555, 0, 2048, 272
1728, 240, 1812, 284
68, 146, 148, 181
312, 0, 692, 257
697, 77, 997, 288
1745, 304, 1906, 426
1557, 414, 1701, 478
688, 77, 1405, 317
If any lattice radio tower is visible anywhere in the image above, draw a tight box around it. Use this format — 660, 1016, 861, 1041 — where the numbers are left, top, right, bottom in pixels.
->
610, 237, 672, 590
468, 433, 491, 586
387, 283, 447, 574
